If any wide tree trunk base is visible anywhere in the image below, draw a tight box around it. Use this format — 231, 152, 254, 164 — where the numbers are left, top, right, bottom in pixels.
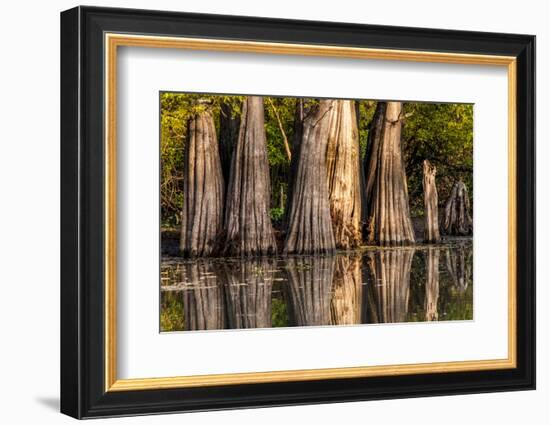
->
284, 100, 336, 255
363, 102, 415, 246
326, 100, 362, 250
224, 96, 277, 257
180, 110, 225, 257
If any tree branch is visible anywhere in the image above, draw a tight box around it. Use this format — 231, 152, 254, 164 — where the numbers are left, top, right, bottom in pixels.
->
267, 98, 292, 161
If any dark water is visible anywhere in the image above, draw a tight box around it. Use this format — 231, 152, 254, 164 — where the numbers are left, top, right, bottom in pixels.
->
160, 239, 473, 332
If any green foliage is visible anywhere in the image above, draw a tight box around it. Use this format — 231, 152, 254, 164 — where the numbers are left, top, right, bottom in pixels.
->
402, 103, 474, 215
357, 100, 377, 158
264, 97, 295, 166
270, 207, 285, 225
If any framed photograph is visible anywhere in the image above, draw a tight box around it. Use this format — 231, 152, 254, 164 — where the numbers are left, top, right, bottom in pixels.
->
60, 6, 535, 419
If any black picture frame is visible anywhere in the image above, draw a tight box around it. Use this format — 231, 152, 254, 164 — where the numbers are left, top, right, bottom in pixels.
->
61, 5, 535, 419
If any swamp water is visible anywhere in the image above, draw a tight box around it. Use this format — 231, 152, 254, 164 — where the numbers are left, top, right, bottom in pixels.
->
160, 239, 472, 332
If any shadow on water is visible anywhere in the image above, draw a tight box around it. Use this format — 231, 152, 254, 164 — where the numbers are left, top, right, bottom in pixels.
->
160, 239, 473, 332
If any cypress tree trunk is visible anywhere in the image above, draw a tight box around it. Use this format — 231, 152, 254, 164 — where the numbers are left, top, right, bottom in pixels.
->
326, 100, 362, 249
366, 248, 414, 323
330, 254, 362, 325
182, 262, 225, 331
284, 100, 336, 255
217, 259, 273, 329
363, 102, 415, 245
422, 160, 441, 243
219, 101, 240, 187
224, 96, 277, 256
179, 110, 225, 257
424, 247, 440, 321
444, 181, 473, 235
285, 256, 335, 326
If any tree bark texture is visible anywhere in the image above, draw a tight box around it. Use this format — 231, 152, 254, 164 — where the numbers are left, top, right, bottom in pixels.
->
284, 100, 336, 255
218, 101, 240, 187
330, 254, 362, 325
363, 102, 415, 245
325, 100, 362, 249
179, 110, 225, 257
444, 181, 473, 235
224, 96, 277, 256
285, 256, 335, 326
366, 248, 414, 323
182, 261, 225, 331
424, 247, 440, 321
422, 160, 441, 243
217, 259, 273, 329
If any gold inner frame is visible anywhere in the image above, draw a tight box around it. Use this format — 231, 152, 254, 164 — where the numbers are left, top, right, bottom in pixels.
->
104, 33, 517, 392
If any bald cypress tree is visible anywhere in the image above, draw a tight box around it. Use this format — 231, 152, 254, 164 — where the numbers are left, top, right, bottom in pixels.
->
224, 96, 277, 256
364, 101, 415, 245
179, 109, 224, 257
284, 100, 336, 255
326, 100, 362, 249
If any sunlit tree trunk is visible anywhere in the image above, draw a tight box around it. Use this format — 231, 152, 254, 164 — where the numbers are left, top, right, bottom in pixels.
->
424, 247, 440, 321
224, 96, 277, 256
330, 254, 362, 325
444, 181, 473, 235
217, 259, 273, 329
364, 102, 415, 245
285, 256, 335, 326
326, 100, 362, 249
182, 262, 225, 330
422, 160, 441, 243
284, 100, 336, 255
179, 110, 225, 257
366, 248, 414, 323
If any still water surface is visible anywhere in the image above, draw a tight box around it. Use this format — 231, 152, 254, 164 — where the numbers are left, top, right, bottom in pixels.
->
160, 239, 472, 332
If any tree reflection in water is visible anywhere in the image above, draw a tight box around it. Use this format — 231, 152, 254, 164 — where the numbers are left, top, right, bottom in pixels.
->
285, 256, 335, 327
445, 241, 472, 293
330, 254, 362, 325
160, 241, 473, 332
365, 249, 415, 324
424, 247, 440, 321
181, 261, 225, 331
216, 259, 274, 329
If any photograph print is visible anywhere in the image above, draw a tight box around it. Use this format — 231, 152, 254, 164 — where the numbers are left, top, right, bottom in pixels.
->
160, 94, 473, 332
